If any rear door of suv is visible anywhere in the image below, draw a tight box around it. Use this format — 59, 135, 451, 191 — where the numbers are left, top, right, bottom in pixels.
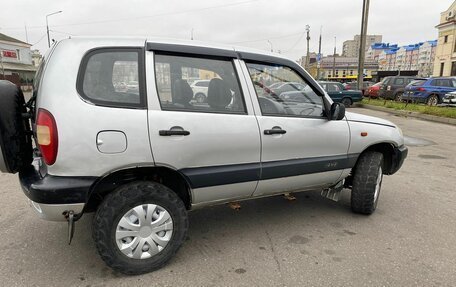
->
238, 56, 351, 197
146, 44, 261, 205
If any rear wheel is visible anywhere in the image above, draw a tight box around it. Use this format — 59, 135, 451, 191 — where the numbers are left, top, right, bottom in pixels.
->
0, 80, 32, 173
426, 94, 439, 106
341, 98, 352, 108
194, 93, 206, 103
92, 181, 188, 275
351, 151, 384, 215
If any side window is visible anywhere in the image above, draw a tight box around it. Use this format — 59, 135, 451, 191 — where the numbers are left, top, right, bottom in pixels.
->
245, 62, 324, 117
394, 78, 405, 85
154, 54, 246, 114
430, 80, 438, 86
328, 83, 341, 92
79, 49, 144, 107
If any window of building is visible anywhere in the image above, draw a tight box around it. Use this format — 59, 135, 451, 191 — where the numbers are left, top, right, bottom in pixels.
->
444, 35, 449, 43
154, 54, 246, 114
245, 62, 324, 118
440, 62, 445, 77
451, 62, 456, 76
78, 48, 145, 108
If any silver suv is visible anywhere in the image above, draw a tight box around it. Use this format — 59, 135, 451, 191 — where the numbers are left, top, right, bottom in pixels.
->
0, 37, 407, 275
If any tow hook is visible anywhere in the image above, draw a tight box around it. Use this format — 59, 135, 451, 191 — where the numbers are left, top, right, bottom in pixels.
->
321, 180, 345, 202
64, 210, 76, 245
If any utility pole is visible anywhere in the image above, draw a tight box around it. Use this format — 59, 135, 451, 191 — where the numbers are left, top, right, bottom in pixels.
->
305, 25, 310, 70
191, 28, 194, 40
46, 11, 62, 48
357, 0, 370, 90
316, 26, 322, 80
332, 36, 337, 80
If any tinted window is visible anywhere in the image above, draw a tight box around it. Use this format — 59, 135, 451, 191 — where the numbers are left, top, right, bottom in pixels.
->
410, 79, 426, 86
154, 54, 245, 114
328, 83, 341, 92
394, 78, 404, 85
246, 62, 324, 118
195, 81, 209, 87
80, 50, 143, 107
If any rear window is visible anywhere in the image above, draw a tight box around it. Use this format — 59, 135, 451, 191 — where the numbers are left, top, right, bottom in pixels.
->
78, 48, 145, 108
409, 79, 426, 86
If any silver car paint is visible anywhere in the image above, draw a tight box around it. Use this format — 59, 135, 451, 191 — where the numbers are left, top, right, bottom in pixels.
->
29, 200, 84, 221
145, 53, 261, 203
37, 38, 154, 177
345, 112, 404, 154
28, 37, 405, 218
237, 61, 351, 196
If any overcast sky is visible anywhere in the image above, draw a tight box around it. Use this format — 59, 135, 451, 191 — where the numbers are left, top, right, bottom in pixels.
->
0, 0, 451, 60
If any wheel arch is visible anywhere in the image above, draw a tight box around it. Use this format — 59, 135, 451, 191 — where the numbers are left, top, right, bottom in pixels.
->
356, 142, 396, 175
85, 166, 193, 212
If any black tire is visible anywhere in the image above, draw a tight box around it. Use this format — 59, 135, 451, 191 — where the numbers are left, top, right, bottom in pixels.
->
394, 92, 403, 102
194, 93, 206, 103
92, 181, 188, 275
351, 151, 384, 215
426, 94, 439, 106
0, 80, 32, 173
341, 98, 352, 108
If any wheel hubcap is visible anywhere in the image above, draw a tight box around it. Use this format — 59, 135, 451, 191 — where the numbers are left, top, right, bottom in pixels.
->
374, 166, 383, 203
116, 204, 173, 260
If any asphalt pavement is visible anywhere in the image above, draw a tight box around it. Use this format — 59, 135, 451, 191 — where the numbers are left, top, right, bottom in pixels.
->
0, 108, 455, 287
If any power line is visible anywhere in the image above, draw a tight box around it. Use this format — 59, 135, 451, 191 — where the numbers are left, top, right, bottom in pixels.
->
1, 0, 259, 31
32, 33, 47, 46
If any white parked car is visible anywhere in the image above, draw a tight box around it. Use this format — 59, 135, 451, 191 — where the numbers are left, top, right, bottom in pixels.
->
190, 79, 210, 103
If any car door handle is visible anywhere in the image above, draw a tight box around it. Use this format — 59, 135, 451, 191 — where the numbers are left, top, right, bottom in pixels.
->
264, 128, 286, 135
159, 130, 190, 136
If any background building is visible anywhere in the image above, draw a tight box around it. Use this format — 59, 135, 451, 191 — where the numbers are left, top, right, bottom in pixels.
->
377, 41, 436, 77
433, 0, 456, 76
342, 34, 382, 57
307, 55, 378, 81
0, 33, 37, 89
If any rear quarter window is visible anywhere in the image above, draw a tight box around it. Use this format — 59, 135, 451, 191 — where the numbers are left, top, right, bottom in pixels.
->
77, 48, 146, 108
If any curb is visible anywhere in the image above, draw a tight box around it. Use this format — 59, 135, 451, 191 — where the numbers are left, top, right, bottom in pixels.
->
356, 104, 456, 126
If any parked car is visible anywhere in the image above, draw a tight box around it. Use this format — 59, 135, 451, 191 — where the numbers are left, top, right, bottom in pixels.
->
269, 82, 308, 94
378, 76, 423, 101
344, 81, 374, 95
442, 91, 456, 106
0, 37, 407, 275
190, 79, 210, 103
365, 82, 382, 98
318, 81, 363, 107
403, 77, 456, 105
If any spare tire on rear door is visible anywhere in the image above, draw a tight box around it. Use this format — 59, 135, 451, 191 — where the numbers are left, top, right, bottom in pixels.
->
0, 80, 33, 173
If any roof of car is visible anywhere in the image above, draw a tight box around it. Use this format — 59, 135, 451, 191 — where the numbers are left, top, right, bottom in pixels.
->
66, 36, 294, 62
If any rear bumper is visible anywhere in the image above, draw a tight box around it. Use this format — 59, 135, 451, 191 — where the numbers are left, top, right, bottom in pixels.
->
19, 165, 97, 221
389, 145, 408, 175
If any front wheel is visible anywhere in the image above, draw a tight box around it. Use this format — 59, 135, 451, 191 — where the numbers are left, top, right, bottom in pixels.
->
92, 181, 188, 275
395, 92, 403, 102
351, 151, 384, 215
341, 98, 352, 108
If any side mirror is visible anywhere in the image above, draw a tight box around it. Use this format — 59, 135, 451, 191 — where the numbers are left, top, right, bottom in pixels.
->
330, 102, 345, 120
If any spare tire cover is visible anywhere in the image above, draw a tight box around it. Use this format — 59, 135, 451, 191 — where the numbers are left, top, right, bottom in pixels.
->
0, 80, 33, 173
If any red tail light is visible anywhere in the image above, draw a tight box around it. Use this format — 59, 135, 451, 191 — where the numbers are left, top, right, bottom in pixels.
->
417, 87, 426, 91
36, 109, 58, 165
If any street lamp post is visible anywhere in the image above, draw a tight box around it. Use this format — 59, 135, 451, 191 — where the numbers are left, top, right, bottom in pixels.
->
267, 40, 273, 52
305, 25, 310, 70
46, 10, 62, 48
